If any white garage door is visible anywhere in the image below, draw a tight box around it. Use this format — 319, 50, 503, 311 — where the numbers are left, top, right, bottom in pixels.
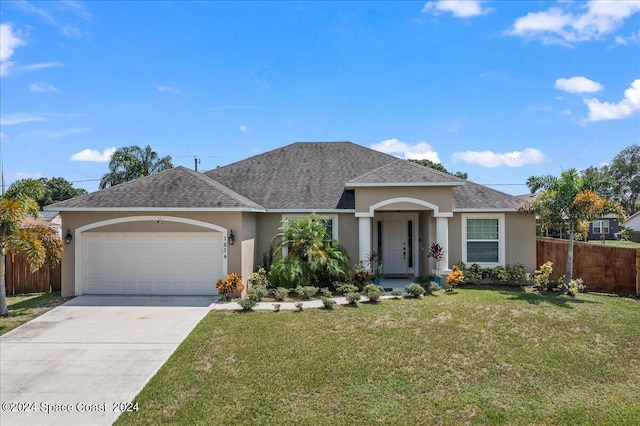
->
82, 232, 223, 295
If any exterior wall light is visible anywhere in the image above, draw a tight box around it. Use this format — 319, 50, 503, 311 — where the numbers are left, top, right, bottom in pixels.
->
65, 228, 73, 245
228, 229, 235, 245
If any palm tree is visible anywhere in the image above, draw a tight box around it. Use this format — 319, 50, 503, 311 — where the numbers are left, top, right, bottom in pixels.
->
271, 215, 350, 288
1, 196, 64, 316
519, 169, 625, 285
99, 145, 173, 189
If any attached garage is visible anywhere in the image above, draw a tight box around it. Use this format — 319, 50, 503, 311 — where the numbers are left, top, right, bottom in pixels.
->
82, 232, 223, 295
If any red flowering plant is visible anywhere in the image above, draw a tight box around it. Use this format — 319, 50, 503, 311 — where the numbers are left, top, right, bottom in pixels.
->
427, 242, 446, 276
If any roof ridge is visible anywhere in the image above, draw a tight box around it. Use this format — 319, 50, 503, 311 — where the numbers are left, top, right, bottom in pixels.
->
183, 167, 265, 209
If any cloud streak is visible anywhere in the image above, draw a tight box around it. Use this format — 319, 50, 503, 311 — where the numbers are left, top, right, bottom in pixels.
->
29, 81, 59, 92
370, 138, 441, 163
507, 1, 640, 45
70, 147, 116, 162
584, 79, 640, 122
453, 148, 547, 168
0, 113, 46, 126
555, 76, 603, 94
422, 0, 492, 18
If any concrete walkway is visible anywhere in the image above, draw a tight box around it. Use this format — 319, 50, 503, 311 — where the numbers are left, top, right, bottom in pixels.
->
0, 295, 216, 426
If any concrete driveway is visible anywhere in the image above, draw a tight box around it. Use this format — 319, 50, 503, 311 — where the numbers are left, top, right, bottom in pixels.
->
0, 295, 216, 426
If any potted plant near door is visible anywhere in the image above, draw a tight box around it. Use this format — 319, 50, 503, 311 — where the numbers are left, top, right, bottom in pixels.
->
427, 242, 445, 286
366, 250, 382, 285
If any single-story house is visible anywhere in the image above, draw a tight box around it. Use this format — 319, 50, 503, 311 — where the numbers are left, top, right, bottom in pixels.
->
46, 142, 536, 297
625, 210, 640, 242
587, 215, 622, 241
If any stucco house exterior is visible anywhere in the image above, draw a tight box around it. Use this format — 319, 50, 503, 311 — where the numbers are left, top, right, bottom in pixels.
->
47, 142, 536, 297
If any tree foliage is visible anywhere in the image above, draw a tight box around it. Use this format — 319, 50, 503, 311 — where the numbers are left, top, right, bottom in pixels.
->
270, 215, 351, 288
0, 196, 64, 316
4, 177, 87, 209
603, 144, 640, 216
519, 169, 625, 284
100, 145, 173, 189
409, 159, 467, 179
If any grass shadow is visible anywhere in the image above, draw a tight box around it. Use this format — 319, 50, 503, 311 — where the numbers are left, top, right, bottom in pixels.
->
497, 288, 601, 309
7, 291, 63, 312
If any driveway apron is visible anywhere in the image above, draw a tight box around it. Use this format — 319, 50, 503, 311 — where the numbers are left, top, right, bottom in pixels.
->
0, 295, 215, 426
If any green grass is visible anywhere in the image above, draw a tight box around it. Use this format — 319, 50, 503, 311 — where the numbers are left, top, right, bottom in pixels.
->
587, 240, 640, 248
0, 291, 69, 336
117, 288, 640, 425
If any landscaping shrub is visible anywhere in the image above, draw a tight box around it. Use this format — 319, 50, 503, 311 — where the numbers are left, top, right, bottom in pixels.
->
353, 262, 371, 290
567, 278, 586, 296
336, 282, 358, 295
534, 261, 553, 290
345, 292, 361, 305
271, 287, 290, 302
405, 283, 425, 298
391, 288, 404, 298
238, 294, 259, 311
320, 288, 333, 298
250, 284, 268, 302
216, 272, 243, 301
273, 303, 281, 313
247, 267, 270, 288
446, 266, 465, 292
321, 297, 336, 309
509, 263, 527, 285
294, 302, 304, 312
491, 265, 509, 283
362, 283, 384, 303
465, 263, 483, 284
296, 286, 319, 300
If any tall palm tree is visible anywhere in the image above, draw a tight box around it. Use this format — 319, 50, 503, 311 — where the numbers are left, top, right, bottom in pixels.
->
519, 169, 625, 285
99, 145, 173, 189
1, 196, 64, 316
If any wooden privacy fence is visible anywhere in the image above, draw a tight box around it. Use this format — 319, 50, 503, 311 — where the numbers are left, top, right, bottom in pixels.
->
4, 250, 61, 295
536, 237, 639, 296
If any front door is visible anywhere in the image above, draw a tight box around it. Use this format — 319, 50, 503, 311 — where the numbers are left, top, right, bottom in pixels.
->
384, 217, 407, 275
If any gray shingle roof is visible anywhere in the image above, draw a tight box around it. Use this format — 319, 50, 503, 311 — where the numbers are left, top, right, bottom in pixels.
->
452, 180, 524, 210
50, 142, 525, 212
47, 166, 264, 210
205, 142, 463, 209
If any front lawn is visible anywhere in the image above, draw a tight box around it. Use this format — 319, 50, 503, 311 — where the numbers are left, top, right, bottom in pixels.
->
0, 291, 69, 336
117, 288, 640, 425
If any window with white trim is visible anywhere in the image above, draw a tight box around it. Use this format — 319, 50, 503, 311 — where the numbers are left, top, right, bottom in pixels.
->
462, 213, 505, 267
592, 220, 609, 234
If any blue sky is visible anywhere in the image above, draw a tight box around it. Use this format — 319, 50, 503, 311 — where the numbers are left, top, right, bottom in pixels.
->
1, 1, 639, 195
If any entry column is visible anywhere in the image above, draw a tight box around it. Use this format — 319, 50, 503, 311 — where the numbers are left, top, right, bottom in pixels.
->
436, 216, 451, 273
358, 217, 372, 270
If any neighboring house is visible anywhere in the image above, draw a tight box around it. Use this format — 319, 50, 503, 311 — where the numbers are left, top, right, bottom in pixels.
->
46, 142, 536, 297
587, 215, 621, 241
39, 210, 62, 237
625, 211, 640, 242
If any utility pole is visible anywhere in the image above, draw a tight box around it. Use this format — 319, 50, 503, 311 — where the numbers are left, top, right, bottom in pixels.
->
194, 156, 201, 172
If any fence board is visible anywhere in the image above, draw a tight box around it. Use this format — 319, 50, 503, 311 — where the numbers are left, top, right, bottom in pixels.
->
4, 251, 61, 295
536, 237, 637, 296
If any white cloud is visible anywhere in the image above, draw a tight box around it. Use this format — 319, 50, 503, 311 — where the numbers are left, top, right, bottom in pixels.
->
370, 138, 441, 163
0, 113, 46, 126
14, 0, 92, 38
156, 85, 180, 93
508, 1, 640, 44
70, 147, 116, 162
29, 81, 59, 92
0, 23, 27, 76
239, 125, 248, 133
554, 76, 604, 94
422, 0, 492, 18
584, 79, 640, 122
453, 148, 547, 168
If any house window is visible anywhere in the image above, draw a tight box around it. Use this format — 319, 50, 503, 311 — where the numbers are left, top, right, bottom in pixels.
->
462, 214, 505, 267
592, 220, 609, 234
281, 214, 339, 257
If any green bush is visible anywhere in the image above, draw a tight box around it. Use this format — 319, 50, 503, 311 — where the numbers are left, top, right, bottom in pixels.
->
336, 282, 358, 295
271, 287, 290, 302
391, 289, 404, 298
534, 261, 553, 290
320, 288, 333, 298
345, 292, 361, 305
248, 267, 270, 288
413, 275, 435, 284
405, 283, 426, 298
491, 265, 509, 282
294, 302, 304, 312
362, 283, 384, 303
273, 303, 281, 313
509, 263, 527, 285
465, 263, 483, 284
250, 284, 268, 301
296, 286, 319, 300
238, 295, 259, 311
321, 297, 336, 309
567, 278, 586, 296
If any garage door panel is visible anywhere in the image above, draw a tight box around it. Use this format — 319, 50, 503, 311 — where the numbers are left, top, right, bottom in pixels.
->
83, 232, 223, 295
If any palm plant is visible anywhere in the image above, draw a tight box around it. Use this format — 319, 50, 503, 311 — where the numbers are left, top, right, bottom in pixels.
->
271, 215, 350, 288
1, 196, 64, 316
99, 145, 173, 189
519, 169, 625, 285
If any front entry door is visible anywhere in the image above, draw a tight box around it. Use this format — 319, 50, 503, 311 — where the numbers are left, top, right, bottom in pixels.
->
384, 217, 408, 276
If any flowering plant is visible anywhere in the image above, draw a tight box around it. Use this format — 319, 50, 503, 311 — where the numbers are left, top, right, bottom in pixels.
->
366, 250, 382, 279
446, 265, 464, 292
427, 242, 446, 275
